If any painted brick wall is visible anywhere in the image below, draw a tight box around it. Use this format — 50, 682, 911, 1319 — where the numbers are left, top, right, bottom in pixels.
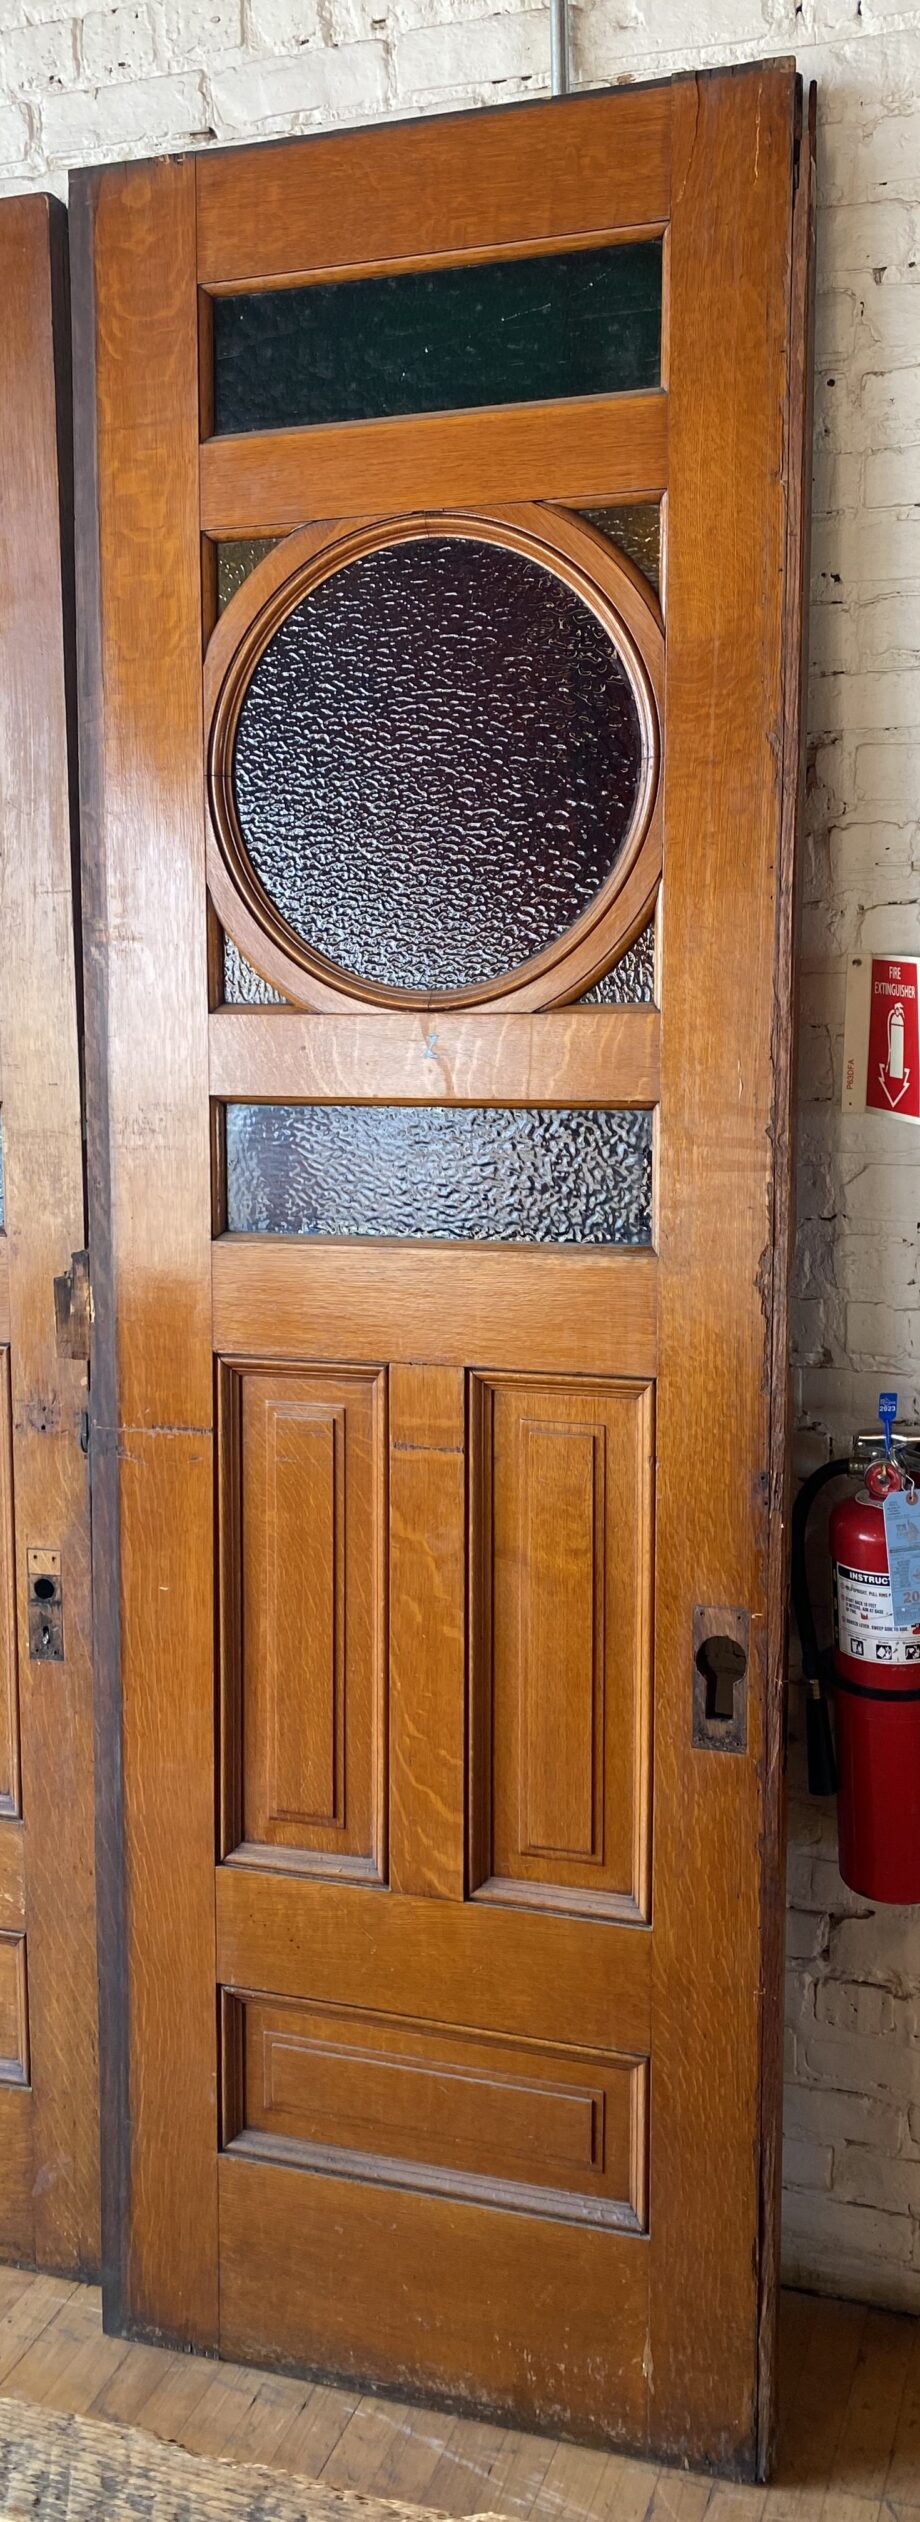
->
0, 0, 918, 2311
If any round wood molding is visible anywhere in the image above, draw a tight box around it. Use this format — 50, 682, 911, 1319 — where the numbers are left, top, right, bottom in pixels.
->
205, 506, 664, 1013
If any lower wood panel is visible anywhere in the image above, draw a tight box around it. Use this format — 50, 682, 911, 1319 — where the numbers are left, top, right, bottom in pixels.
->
223, 1992, 647, 2232
218, 2149, 650, 2443
0, 2082, 33, 2259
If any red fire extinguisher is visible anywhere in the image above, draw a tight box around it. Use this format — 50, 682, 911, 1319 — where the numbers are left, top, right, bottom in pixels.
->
792, 1404, 920, 1904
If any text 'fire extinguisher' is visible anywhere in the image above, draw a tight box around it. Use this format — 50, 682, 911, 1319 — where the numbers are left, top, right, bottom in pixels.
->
792, 1397, 920, 1905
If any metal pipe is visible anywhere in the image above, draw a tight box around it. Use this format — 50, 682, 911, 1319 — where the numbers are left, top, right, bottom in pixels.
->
549, 0, 569, 96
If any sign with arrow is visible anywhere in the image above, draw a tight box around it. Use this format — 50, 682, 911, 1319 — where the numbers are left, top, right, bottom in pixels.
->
843, 955, 920, 1125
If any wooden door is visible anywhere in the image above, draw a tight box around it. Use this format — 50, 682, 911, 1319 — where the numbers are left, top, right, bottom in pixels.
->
0, 195, 99, 2274
73, 67, 813, 2473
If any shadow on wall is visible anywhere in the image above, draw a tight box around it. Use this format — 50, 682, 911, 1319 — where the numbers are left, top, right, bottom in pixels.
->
784, 24, 920, 2318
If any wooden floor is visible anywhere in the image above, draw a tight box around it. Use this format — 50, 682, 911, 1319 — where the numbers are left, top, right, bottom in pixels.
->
0, 2273, 917, 2519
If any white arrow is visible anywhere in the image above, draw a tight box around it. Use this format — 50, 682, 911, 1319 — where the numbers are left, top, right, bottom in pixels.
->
880, 1061, 911, 1109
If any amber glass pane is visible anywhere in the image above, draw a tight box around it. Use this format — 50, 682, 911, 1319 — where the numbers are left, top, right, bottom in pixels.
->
217, 538, 280, 613
212, 241, 662, 436
580, 918, 656, 1005
579, 504, 660, 593
226, 1105, 652, 1245
231, 535, 647, 997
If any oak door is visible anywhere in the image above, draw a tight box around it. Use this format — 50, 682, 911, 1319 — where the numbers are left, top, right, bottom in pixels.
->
74, 67, 813, 2473
0, 195, 99, 2274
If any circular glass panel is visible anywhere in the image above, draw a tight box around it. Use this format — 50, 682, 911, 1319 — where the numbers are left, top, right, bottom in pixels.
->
231, 534, 647, 996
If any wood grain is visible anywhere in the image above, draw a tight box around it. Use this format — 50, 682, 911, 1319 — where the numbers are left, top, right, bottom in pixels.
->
389, 1367, 465, 1900
72, 157, 218, 2344
195, 86, 671, 286
0, 191, 99, 2276
648, 61, 799, 2472
209, 1006, 660, 1107
757, 81, 816, 2480
216, 1864, 651, 2056
230, 1364, 386, 1875
470, 1376, 653, 1924
212, 1242, 658, 1378
199, 395, 668, 535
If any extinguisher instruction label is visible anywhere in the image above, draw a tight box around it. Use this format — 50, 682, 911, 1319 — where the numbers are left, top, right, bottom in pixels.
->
834, 1563, 920, 1662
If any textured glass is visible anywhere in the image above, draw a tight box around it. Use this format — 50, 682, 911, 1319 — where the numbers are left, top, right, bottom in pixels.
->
579, 504, 660, 593
217, 538, 280, 613
232, 536, 646, 996
225, 1105, 652, 1245
580, 919, 656, 1005
222, 936, 286, 1005
212, 242, 662, 436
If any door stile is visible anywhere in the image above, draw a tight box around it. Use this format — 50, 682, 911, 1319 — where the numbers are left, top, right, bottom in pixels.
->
0, 192, 99, 2274
757, 79, 816, 2478
649, 64, 798, 2470
72, 158, 219, 2346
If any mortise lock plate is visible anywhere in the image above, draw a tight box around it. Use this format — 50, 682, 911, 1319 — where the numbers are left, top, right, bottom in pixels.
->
27, 1549, 64, 1662
53, 1249, 91, 1362
692, 1605, 749, 1753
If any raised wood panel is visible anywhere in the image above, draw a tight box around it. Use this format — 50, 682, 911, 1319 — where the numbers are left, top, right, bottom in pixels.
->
216, 1866, 652, 2057
470, 1377, 653, 1922
0, 1352, 19, 1817
212, 1242, 658, 1378
220, 1363, 386, 1874
223, 1992, 648, 2232
218, 2151, 650, 2443
0, 1933, 28, 2086
196, 87, 671, 285
199, 394, 668, 534
208, 1006, 661, 1108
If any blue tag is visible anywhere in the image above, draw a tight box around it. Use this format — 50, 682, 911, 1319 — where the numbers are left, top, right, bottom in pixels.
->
880, 1390, 898, 1454
883, 1488, 920, 1631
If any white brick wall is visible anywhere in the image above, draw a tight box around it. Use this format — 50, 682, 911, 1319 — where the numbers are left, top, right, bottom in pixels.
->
0, 0, 917, 2314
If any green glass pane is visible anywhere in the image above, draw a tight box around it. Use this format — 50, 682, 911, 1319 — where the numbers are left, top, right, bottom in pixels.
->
217, 538, 280, 612
579, 503, 660, 593
212, 241, 662, 436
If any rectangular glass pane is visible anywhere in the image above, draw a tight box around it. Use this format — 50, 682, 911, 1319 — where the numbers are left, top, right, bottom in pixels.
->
225, 1105, 652, 1246
212, 241, 662, 436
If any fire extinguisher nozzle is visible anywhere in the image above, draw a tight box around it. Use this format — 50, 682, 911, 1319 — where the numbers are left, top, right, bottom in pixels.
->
806, 1668, 838, 1797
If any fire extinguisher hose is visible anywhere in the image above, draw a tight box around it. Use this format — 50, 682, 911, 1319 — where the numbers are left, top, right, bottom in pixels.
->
791, 1458, 850, 1797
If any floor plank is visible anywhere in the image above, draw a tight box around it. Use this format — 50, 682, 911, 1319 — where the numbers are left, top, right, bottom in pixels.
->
0, 2278, 917, 2522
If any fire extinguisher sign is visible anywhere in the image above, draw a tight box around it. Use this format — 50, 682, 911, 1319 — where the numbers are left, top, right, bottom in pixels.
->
843, 955, 920, 1123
